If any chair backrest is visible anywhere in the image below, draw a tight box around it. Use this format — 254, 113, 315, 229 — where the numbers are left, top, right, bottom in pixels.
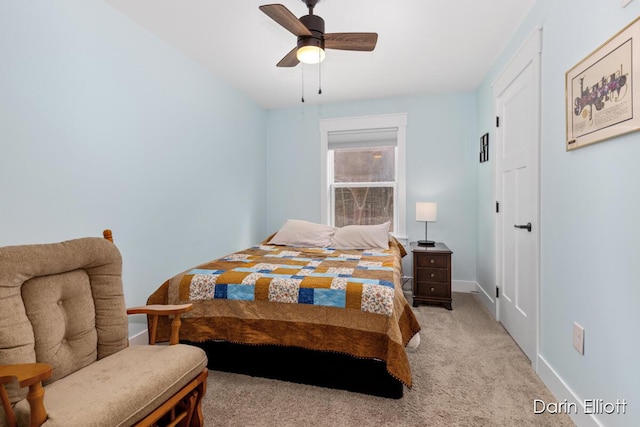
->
0, 237, 129, 404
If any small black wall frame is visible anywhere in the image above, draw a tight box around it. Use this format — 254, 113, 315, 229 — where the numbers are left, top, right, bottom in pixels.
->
479, 133, 489, 163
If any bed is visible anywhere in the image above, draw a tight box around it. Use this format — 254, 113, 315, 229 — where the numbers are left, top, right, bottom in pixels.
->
145, 220, 421, 398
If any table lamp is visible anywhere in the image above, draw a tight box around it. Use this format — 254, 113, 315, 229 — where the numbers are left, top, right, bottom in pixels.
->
416, 202, 437, 246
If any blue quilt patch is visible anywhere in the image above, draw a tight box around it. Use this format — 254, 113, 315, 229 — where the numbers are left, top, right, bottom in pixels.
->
313, 289, 346, 308
227, 284, 255, 301
298, 288, 314, 304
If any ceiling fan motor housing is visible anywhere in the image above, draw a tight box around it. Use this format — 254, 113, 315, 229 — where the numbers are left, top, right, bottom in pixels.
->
297, 14, 325, 50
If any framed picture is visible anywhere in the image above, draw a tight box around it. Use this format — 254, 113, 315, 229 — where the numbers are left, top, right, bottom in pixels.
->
479, 133, 489, 163
566, 17, 640, 151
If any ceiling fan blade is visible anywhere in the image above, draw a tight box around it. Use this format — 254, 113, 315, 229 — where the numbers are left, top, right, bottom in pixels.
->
324, 32, 378, 51
259, 4, 312, 37
276, 46, 300, 67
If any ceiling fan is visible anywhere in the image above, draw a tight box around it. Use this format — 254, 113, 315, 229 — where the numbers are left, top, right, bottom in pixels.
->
259, 0, 378, 67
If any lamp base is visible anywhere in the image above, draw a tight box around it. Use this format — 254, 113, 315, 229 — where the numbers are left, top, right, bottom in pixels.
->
417, 240, 435, 247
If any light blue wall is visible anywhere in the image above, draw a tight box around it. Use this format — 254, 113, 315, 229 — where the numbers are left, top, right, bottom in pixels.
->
474, 79, 496, 298
476, 1, 640, 425
266, 94, 478, 281
0, 0, 267, 306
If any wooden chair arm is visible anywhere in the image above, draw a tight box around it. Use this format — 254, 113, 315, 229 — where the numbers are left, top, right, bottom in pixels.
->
127, 304, 193, 346
0, 363, 51, 387
126, 304, 193, 317
0, 363, 52, 427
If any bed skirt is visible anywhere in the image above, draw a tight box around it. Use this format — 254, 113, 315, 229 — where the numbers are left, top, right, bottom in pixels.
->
187, 340, 404, 399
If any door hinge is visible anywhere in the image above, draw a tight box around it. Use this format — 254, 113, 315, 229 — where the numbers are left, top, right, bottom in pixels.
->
496, 286, 499, 298
496, 116, 500, 127
496, 201, 500, 213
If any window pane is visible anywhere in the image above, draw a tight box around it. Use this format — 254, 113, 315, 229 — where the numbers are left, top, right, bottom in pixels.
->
333, 147, 395, 183
334, 187, 394, 231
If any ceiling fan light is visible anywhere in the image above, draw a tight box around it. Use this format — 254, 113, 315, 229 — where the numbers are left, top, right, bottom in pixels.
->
296, 45, 325, 64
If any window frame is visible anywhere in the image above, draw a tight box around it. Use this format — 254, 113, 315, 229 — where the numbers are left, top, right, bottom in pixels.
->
320, 113, 407, 239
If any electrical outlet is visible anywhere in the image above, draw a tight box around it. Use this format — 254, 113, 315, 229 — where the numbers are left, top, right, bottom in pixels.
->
573, 322, 584, 355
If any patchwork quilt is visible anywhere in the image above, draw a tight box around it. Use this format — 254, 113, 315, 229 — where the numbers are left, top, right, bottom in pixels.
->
181, 245, 396, 316
147, 237, 421, 388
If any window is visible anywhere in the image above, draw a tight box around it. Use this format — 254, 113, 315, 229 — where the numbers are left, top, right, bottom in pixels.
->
320, 114, 407, 238
330, 132, 396, 230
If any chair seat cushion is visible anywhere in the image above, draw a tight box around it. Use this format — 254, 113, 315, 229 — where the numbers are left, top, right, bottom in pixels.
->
14, 344, 207, 427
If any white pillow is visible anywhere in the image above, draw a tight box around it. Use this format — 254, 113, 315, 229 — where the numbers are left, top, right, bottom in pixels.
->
269, 219, 336, 247
331, 222, 390, 250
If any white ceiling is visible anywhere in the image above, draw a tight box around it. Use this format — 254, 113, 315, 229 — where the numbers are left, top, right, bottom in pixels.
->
106, 0, 538, 110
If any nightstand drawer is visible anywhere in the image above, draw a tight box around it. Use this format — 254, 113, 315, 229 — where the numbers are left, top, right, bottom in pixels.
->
415, 254, 448, 268
416, 268, 448, 283
416, 282, 449, 299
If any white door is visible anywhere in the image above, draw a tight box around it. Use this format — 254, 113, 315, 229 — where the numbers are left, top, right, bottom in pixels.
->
493, 29, 542, 365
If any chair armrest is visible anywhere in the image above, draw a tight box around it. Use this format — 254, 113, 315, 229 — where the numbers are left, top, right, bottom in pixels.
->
127, 303, 193, 345
0, 363, 51, 387
126, 303, 193, 317
0, 363, 52, 427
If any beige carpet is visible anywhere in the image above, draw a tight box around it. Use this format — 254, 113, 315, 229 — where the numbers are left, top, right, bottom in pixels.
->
202, 292, 574, 426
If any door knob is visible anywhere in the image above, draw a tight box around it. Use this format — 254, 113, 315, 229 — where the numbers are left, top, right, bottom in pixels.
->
514, 222, 532, 232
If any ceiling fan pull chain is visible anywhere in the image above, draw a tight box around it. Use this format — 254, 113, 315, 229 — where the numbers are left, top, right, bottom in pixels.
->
301, 63, 305, 103
318, 53, 322, 95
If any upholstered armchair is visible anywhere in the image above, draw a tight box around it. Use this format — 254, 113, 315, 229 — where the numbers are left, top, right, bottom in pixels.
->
0, 231, 208, 427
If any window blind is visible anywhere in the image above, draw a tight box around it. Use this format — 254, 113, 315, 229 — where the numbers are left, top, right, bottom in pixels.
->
327, 127, 398, 150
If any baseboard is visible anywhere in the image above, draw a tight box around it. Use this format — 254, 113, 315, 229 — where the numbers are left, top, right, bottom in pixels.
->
472, 282, 496, 318
452, 280, 476, 293
128, 326, 149, 346
537, 355, 603, 427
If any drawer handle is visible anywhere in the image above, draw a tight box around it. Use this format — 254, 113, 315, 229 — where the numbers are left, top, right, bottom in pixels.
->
430, 273, 435, 278
430, 259, 435, 264
430, 287, 435, 292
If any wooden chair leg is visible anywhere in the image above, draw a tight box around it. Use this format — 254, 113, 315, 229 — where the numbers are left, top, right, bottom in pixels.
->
189, 375, 207, 427
169, 315, 182, 345
0, 364, 51, 427
183, 391, 197, 427
26, 382, 47, 427
0, 384, 17, 427
149, 315, 158, 345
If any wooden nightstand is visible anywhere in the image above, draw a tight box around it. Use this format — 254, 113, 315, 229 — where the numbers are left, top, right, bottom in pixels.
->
411, 242, 453, 310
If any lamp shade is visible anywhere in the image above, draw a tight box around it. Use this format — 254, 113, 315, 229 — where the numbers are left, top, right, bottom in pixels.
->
416, 202, 437, 222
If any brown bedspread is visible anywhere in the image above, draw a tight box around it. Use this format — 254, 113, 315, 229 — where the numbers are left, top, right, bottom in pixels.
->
146, 237, 421, 387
